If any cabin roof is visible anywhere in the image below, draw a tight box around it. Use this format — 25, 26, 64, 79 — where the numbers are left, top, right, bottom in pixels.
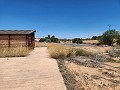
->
0, 30, 36, 35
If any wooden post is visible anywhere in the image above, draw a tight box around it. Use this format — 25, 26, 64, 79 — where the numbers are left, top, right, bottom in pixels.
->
30, 33, 32, 44
33, 32, 35, 48
30, 33, 32, 48
26, 35, 28, 47
8, 34, 10, 48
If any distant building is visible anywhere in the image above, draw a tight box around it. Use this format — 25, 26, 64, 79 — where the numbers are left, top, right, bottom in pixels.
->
35, 38, 40, 42
0, 30, 36, 49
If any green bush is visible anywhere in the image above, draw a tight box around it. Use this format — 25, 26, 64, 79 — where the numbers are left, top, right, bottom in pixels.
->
72, 38, 83, 44
117, 35, 120, 45
39, 38, 45, 42
41, 35, 60, 43
92, 36, 98, 40
46, 39, 51, 42
50, 35, 60, 43
99, 30, 120, 46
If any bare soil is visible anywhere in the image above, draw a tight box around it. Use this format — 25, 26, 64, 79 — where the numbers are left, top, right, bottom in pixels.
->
57, 43, 120, 90
65, 60, 120, 90
0, 47, 66, 90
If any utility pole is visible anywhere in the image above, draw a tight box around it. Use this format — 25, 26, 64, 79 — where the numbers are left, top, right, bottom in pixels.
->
88, 35, 89, 39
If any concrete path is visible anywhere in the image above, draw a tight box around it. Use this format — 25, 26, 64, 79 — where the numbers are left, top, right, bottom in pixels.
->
0, 47, 66, 90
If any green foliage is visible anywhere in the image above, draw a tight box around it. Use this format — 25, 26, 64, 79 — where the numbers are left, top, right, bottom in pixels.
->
46, 39, 51, 42
72, 38, 83, 44
60, 39, 72, 43
39, 35, 60, 43
50, 35, 60, 43
92, 36, 98, 40
91, 36, 102, 40
47, 35, 51, 39
117, 35, 120, 45
39, 38, 45, 42
99, 30, 120, 46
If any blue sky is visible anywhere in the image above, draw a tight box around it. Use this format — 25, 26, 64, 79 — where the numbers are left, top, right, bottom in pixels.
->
0, 0, 120, 38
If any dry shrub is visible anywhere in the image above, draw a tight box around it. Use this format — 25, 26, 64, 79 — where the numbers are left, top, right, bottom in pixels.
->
0, 47, 29, 57
75, 49, 90, 56
47, 43, 76, 59
47, 44, 116, 62
47, 43, 90, 59
107, 47, 120, 57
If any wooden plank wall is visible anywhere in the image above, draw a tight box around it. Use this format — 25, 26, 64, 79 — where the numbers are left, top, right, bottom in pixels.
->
28, 32, 35, 49
10, 35, 26, 47
0, 35, 9, 48
0, 34, 26, 48
32, 32, 35, 48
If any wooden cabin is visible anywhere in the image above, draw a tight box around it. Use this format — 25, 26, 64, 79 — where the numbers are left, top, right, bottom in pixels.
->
0, 30, 36, 49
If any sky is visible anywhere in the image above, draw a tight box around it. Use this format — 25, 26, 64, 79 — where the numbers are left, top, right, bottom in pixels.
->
0, 0, 120, 38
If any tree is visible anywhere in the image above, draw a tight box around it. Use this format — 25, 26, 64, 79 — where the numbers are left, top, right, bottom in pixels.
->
45, 35, 51, 39
39, 38, 45, 42
50, 35, 60, 43
46, 39, 51, 42
41, 35, 60, 43
92, 36, 98, 40
50, 35, 55, 42
98, 36, 102, 40
72, 38, 83, 44
48, 35, 51, 39
117, 35, 120, 45
99, 30, 120, 46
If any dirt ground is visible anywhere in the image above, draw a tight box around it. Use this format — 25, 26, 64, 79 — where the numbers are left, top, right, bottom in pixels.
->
0, 47, 66, 90
64, 44, 120, 90
65, 60, 120, 90
58, 43, 120, 90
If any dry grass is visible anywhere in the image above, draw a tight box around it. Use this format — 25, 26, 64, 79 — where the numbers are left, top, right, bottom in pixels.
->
47, 43, 117, 63
107, 47, 120, 57
47, 43, 90, 59
47, 43, 72, 59
83, 40, 99, 44
0, 47, 29, 57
